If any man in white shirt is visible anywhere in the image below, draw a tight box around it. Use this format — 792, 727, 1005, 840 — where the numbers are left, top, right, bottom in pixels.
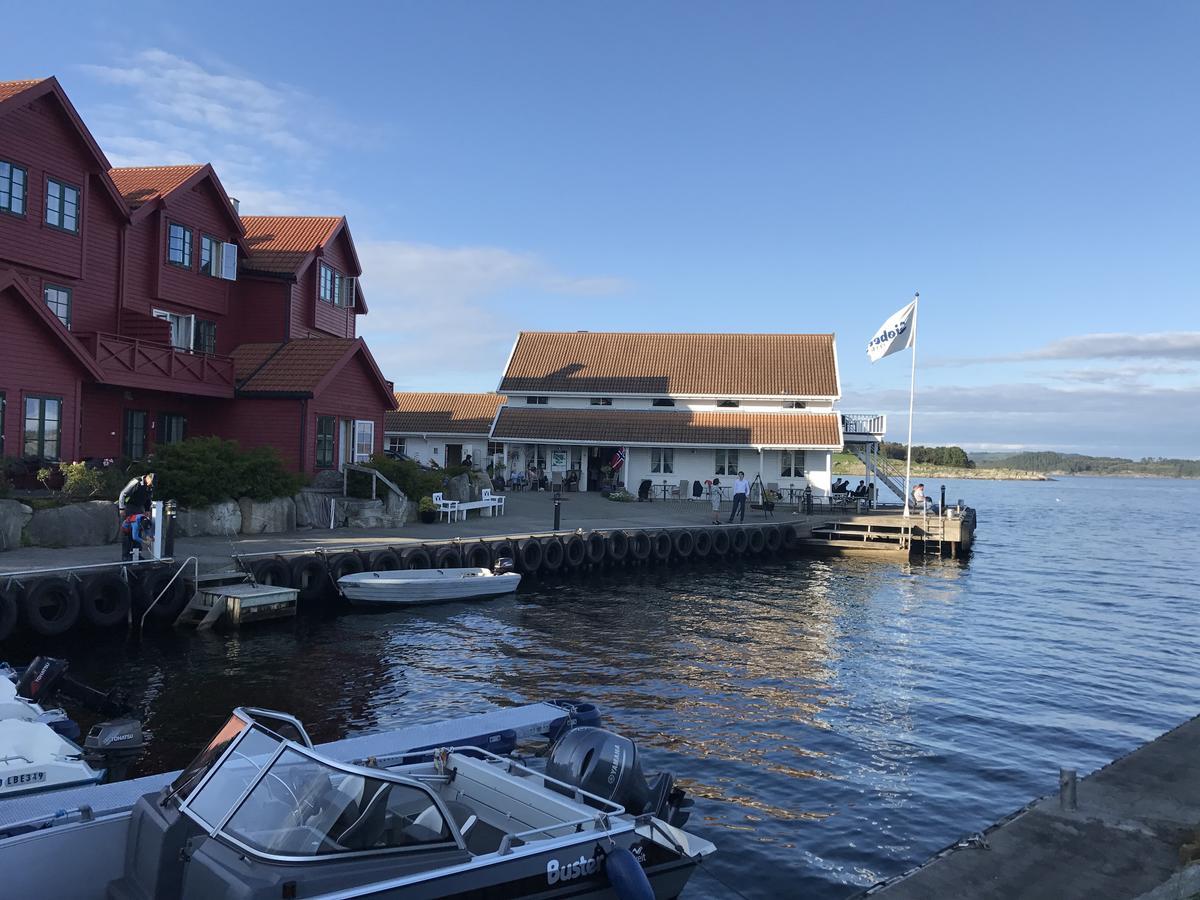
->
729, 471, 750, 523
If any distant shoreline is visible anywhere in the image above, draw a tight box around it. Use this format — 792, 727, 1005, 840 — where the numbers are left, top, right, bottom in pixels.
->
832, 462, 1199, 481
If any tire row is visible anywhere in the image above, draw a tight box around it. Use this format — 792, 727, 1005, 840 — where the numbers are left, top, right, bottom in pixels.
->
0, 524, 802, 642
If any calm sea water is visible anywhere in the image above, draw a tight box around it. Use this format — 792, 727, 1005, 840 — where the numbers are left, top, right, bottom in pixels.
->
16, 477, 1200, 898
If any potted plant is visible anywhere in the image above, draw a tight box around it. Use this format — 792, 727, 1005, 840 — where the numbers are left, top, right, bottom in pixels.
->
418, 496, 437, 524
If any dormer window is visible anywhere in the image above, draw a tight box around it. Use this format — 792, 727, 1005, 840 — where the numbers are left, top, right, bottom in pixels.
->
784, 401, 806, 409
525, 396, 549, 405
717, 400, 739, 408
319, 263, 349, 306
0, 161, 27, 216
45, 179, 80, 233
589, 398, 613, 406
168, 222, 193, 267
652, 398, 675, 407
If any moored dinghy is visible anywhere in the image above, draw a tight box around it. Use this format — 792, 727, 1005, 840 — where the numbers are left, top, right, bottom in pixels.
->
339, 558, 522, 606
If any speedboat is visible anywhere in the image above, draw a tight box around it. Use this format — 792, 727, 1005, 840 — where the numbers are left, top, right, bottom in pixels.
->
2, 706, 714, 898
339, 558, 522, 606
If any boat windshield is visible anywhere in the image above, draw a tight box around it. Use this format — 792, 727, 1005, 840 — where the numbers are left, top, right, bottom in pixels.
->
167, 711, 255, 803
213, 747, 455, 858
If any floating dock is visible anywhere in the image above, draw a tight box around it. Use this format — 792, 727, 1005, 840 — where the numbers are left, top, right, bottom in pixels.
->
855, 713, 1200, 900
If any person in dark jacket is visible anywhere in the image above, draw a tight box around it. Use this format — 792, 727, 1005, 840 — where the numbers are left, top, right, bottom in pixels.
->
118, 473, 155, 517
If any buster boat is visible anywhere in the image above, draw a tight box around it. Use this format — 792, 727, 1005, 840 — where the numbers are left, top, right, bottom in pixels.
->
339, 558, 522, 606
0, 705, 714, 899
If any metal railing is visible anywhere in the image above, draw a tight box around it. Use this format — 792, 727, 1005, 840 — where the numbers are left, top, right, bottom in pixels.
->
138, 556, 198, 630
841, 413, 887, 436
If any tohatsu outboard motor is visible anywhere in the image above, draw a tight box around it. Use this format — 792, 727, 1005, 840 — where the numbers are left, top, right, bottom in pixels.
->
16, 656, 132, 717
492, 557, 516, 575
544, 727, 694, 828
84, 718, 146, 783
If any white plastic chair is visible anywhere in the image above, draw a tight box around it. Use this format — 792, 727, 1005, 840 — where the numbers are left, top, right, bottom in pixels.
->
431, 492, 459, 523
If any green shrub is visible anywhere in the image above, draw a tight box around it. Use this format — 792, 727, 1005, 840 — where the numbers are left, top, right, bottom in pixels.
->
362, 454, 466, 500
418, 496, 436, 513
132, 437, 303, 508
606, 489, 635, 502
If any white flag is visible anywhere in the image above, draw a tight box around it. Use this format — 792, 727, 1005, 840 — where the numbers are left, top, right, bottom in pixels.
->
867, 299, 917, 363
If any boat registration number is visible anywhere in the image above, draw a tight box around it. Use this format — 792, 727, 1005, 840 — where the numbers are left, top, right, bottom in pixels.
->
5, 771, 46, 786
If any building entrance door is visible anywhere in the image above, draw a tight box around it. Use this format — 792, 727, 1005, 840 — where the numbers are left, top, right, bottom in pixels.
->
445, 443, 463, 466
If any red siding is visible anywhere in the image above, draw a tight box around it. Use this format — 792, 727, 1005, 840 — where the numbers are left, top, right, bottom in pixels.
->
216, 398, 304, 471
0, 285, 86, 461
232, 276, 291, 348
307, 353, 385, 471
151, 180, 239, 316
79, 385, 222, 461
289, 229, 358, 340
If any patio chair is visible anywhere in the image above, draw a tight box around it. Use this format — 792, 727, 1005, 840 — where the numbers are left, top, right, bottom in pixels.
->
431, 492, 459, 523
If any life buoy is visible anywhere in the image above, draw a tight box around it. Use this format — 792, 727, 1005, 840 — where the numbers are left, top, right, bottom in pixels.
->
403, 547, 432, 570
564, 535, 586, 569
464, 543, 492, 569
710, 528, 731, 556
371, 549, 403, 571
628, 531, 651, 562
729, 528, 749, 555
434, 545, 463, 569
584, 532, 607, 565
764, 525, 783, 553
79, 572, 131, 628
289, 555, 331, 603
747, 527, 766, 555
518, 538, 544, 573
0, 588, 18, 641
329, 553, 364, 581
606, 531, 629, 562
23, 577, 80, 636
132, 567, 187, 622
541, 538, 565, 572
671, 529, 695, 559
692, 529, 712, 558
251, 557, 292, 587
650, 531, 672, 562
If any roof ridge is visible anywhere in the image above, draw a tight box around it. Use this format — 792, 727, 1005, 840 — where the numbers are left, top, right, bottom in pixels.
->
109, 163, 204, 171
516, 330, 834, 337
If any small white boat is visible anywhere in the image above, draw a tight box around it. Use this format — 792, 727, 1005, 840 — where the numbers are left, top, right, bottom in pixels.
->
0, 719, 104, 797
339, 560, 521, 606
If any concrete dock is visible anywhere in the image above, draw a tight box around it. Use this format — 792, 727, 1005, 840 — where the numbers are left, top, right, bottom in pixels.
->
856, 714, 1200, 900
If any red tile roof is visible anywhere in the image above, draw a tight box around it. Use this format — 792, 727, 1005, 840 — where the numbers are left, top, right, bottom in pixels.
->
0, 78, 47, 103
233, 338, 358, 394
108, 165, 205, 207
500, 332, 840, 398
240, 215, 343, 274
491, 407, 843, 449
385, 392, 506, 436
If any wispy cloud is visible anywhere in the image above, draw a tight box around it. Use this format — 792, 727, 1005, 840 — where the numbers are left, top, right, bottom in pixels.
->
357, 241, 627, 390
929, 331, 1200, 368
77, 49, 339, 214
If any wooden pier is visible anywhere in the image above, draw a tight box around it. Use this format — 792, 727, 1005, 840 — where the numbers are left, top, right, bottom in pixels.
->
803, 507, 976, 559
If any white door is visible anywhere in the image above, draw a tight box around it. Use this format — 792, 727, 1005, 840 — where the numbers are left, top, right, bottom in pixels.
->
353, 420, 375, 463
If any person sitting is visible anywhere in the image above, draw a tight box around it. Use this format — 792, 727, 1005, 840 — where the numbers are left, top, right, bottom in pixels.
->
912, 483, 936, 512
852, 480, 868, 498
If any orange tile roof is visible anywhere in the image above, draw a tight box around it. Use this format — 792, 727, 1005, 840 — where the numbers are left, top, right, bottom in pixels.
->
233, 338, 357, 394
108, 164, 204, 207
500, 332, 839, 398
492, 407, 843, 448
240, 215, 343, 274
0, 78, 47, 103
385, 392, 506, 435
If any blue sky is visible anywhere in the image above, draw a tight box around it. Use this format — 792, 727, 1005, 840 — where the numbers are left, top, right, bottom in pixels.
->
6, 2, 1198, 457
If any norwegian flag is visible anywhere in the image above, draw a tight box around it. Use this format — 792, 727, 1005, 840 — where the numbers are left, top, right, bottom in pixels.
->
610, 448, 626, 471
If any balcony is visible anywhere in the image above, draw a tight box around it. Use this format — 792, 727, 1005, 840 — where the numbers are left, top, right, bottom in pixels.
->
841, 413, 887, 442
77, 332, 236, 398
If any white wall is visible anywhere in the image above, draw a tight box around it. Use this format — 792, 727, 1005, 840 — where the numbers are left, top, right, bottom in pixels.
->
622, 446, 833, 496
386, 434, 488, 467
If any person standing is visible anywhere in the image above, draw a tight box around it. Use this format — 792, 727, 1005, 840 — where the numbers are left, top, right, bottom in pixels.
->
729, 471, 749, 523
118, 473, 155, 518
709, 478, 723, 524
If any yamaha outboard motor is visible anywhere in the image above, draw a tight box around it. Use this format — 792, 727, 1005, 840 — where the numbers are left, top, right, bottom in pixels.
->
84, 718, 146, 783
493, 557, 516, 575
16, 656, 131, 717
545, 727, 694, 828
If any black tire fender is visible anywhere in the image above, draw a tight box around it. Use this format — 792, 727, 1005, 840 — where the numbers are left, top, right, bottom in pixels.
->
403, 547, 432, 570
23, 577, 81, 636
0, 587, 21, 642
747, 527, 766, 555
672, 529, 695, 559
692, 529, 712, 558
564, 535, 586, 568
542, 538, 565, 572
764, 526, 783, 553
434, 545, 463, 569
251, 557, 292, 587
329, 553, 365, 581
628, 531, 651, 561
710, 528, 731, 556
79, 572, 132, 628
464, 543, 492, 568
650, 531, 672, 562
606, 531, 629, 562
518, 539, 544, 573
132, 567, 188, 622
730, 528, 749, 555
290, 555, 331, 603
584, 533, 607, 564
371, 549, 403, 571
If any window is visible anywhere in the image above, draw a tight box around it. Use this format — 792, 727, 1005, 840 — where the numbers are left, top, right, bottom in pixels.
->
525, 396, 549, 405
45, 179, 80, 232
488, 441, 504, 457
123, 410, 148, 459
24, 396, 62, 460
167, 222, 193, 267
0, 392, 5, 457
714, 449, 739, 476
384, 435, 405, 457
199, 235, 219, 276
319, 264, 338, 304
43, 284, 71, 329
353, 420, 375, 463
784, 401, 806, 409
590, 397, 613, 406
0, 161, 27, 215
650, 447, 674, 474
717, 399, 739, 408
159, 413, 187, 445
315, 416, 336, 468
652, 398, 675, 407
153, 309, 195, 351
780, 450, 805, 478
195, 319, 217, 354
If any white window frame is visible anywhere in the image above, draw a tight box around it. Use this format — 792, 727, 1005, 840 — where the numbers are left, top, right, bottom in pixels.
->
650, 447, 674, 474
152, 308, 196, 351
353, 420, 375, 463
715, 449, 739, 476
781, 450, 805, 478
384, 435, 405, 456
43, 284, 71, 329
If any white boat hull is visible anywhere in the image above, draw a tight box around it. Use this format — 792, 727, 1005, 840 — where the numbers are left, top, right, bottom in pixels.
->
0, 720, 104, 798
339, 568, 522, 606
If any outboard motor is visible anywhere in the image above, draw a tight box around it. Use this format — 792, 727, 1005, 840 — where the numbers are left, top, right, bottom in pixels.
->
16, 656, 131, 717
545, 727, 694, 827
84, 718, 146, 783
492, 557, 516, 575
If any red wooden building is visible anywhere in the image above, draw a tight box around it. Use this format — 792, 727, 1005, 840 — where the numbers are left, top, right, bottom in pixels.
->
0, 77, 395, 474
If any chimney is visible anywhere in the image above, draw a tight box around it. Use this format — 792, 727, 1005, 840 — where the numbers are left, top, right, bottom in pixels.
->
229, 196, 240, 214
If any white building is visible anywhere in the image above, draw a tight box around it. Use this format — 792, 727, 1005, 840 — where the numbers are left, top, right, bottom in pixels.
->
383, 392, 506, 468
490, 331, 859, 498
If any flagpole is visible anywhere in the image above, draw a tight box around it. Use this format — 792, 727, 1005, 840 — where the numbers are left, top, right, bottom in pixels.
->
903, 292, 919, 516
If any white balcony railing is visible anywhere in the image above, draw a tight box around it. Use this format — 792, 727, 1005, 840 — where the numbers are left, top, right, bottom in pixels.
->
841, 413, 887, 438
